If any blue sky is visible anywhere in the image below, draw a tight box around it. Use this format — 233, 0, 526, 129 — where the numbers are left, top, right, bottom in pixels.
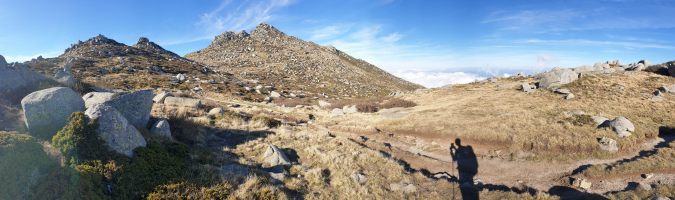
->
1, 0, 674, 87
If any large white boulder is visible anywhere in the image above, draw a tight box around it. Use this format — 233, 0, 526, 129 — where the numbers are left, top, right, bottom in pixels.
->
21, 87, 85, 138
85, 104, 146, 157
537, 68, 579, 89
608, 116, 635, 137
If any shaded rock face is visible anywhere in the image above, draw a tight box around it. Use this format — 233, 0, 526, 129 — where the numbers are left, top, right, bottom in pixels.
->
104, 90, 154, 129
261, 144, 291, 167
537, 68, 579, 89
54, 61, 76, 88
150, 119, 172, 139
0, 60, 53, 103
21, 87, 85, 138
85, 104, 146, 157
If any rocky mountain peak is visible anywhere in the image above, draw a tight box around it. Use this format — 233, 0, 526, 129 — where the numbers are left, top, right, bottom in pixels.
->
251, 23, 285, 38
213, 31, 250, 44
133, 37, 179, 57
0, 55, 6, 67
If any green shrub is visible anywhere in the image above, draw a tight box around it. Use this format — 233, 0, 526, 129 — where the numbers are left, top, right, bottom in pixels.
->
0, 131, 59, 199
52, 112, 114, 164
147, 182, 234, 200
114, 141, 191, 199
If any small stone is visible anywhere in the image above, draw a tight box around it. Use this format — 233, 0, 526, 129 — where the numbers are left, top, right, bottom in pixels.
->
270, 91, 281, 98
351, 171, 367, 185
208, 107, 224, 117
598, 137, 618, 152
554, 88, 571, 94
261, 144, 291, 167
152, 91, 172, 103
564, 93, 575, 100
641, 173, 654, 180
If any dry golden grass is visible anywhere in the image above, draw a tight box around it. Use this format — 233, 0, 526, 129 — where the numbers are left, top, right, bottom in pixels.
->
232, 125, 460, 199
322, 72, 675, 161
583, 139, 675, 178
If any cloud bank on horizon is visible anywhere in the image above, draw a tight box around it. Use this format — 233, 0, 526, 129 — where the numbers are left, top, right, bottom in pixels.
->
1, 0, 674, 88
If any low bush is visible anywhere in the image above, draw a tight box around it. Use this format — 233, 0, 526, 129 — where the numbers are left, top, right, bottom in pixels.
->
147, 182, 234, 200
52, 112, 115, 164
113, 141, 191, 199
0, 131, 59, 199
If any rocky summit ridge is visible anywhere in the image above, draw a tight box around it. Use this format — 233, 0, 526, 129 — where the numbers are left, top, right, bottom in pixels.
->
187, 23, 423, 97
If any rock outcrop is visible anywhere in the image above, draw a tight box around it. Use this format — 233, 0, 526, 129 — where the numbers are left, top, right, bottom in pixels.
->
261, 144, 291, 167
103, 90, 154, 129
21, 87, 85, 138
537, 68, 579, 89
85, 104, 146, 157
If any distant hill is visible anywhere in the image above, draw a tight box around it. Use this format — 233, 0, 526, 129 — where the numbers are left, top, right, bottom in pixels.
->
25, 35, 248, 99
186, 23, 423, 98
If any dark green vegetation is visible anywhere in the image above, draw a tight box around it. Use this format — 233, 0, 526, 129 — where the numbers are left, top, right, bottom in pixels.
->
0, 112, 231, 199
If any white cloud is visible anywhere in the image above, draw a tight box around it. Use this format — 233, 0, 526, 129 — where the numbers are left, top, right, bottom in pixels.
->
198, 0, 293, 34
4, 51, 61, 63
393, 71, 486, 88
308, 23, 594, 80
310, 25, 350, 40
163, 0, 293, 46
516, 38, 675, 50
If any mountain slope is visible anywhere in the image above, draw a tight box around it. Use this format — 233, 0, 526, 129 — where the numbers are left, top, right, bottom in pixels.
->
186, 23, 423, 98
25, 35, 251, 99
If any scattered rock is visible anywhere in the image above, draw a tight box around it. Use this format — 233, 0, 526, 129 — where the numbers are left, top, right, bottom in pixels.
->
175, 73, 187, 82
537, 68, 579, 89
150, 119, 172, 139
270, 91, 281, 98
152, 91, 172, 103
520, 83, 535, 93
261, 144, 291, 167
329, 108, 344, 117
591, 116, 610, 127
652, 196, 670, 200
641, 173, 654, 180
163, 96, 202, 108
21, 87, 85, 137
571, 177, 592, 190
608, 116, 635, 137
82, 92, 116, 108
318, 100, 332, 108
564, 93, 575, 100
658, 85, 675, 94
342, 105, 358, 114
208, 107, 224, 117
597, 137, 618, 152
351, 171, 367, 185
554, 88, 571, 94
85, 104, 146, 157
